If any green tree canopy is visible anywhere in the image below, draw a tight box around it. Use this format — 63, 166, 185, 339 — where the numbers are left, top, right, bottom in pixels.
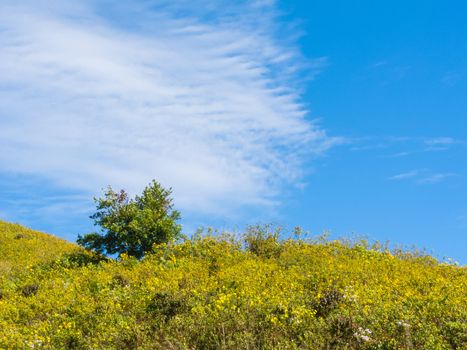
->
77, 180, 181, 259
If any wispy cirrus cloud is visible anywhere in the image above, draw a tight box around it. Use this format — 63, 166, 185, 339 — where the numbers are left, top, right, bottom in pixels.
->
423, 137, 467, 151
389, 170, 420, 181
0, 0, 339, 220
416, 173, 456, 185
349, 135, 467, 157
424, 137, 456, 146
389, 169, 456, 185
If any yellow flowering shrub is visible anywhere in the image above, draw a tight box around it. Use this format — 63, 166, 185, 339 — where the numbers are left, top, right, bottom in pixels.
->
0, 222, 465, 349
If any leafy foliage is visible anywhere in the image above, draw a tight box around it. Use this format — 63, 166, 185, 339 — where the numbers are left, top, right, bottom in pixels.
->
1, 223, 466, 349
77, 180, 181, 259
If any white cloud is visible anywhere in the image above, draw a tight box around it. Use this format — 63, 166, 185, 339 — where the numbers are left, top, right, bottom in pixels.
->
389, 170, 456, 185
424, 137, 456, 146
416, 173, 456, 185
0, 0, 338, 218
423, 137, 467, 151
389, 170, 420, 181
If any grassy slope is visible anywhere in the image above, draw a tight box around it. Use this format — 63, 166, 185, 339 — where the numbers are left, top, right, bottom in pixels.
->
0, 220, 78, 276
0, 222, 466, 349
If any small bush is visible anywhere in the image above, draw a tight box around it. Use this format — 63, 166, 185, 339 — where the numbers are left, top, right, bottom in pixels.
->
244, 224, 282, 258
57, 250, 107, 268
315, 288, 344, 317
442, 321, 467, 349
111, 273, 130, 288
21, 283, 39, 297
328, 316, 358, 349
146, 292, 186, 322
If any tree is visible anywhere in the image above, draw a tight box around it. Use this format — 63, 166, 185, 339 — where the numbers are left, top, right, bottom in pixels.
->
77, 180, 181, 259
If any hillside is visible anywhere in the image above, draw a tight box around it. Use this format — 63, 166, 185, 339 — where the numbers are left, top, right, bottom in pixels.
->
0, 222, 466, 349
0, 221, 78, 277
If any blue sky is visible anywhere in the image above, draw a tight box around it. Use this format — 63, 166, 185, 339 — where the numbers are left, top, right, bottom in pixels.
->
0, 0, 466, 263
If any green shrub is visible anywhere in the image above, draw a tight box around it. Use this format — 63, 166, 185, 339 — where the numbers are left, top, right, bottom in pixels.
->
244, 224, 282, 258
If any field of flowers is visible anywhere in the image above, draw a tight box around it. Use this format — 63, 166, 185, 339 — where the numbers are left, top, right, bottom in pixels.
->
0, 221, 466, 349
0, 221, 77, 277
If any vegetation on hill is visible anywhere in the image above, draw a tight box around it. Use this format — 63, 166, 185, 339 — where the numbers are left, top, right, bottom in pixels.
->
0, 222, 465, 349
0, 221, 78, 277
